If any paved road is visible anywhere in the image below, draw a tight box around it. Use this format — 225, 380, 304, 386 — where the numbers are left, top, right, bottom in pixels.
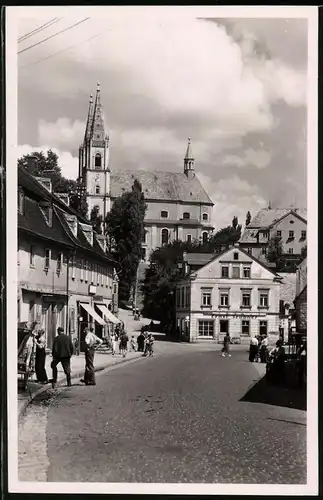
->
21, 343, 307, 484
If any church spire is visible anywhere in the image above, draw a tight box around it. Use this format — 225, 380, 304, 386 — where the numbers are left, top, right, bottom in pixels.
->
184, 137, 195, 178
84, 93, 94, 140
91, 81, 105, 141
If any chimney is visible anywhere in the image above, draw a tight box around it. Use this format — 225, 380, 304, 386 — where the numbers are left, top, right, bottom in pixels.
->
26, 155, 38, 169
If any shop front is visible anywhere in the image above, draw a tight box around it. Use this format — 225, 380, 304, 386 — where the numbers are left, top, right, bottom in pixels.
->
77, 301, 107, 353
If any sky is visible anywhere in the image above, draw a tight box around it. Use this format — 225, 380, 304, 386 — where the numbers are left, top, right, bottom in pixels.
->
16, 7, 309, 230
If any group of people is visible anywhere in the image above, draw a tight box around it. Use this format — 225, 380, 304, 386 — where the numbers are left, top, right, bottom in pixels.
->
249, 334, 269, 363
137, 327, 155, 356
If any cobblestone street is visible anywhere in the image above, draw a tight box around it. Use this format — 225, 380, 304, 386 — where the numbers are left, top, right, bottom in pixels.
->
19, 341, 306, 485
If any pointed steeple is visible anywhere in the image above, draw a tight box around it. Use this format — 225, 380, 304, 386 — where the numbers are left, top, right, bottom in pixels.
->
84, 93, 94, 141
184, 137, 195, 178
91, 81, 105, 141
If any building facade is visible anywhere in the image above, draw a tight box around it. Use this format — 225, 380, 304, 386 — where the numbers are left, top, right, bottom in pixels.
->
175, 245, 282, 344
79, 84, 214, 262
18, 166, 120, 350
239, 208, 307, 261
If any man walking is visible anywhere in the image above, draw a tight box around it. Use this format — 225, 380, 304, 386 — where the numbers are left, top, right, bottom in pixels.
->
51, 327, 74, 389
81, 327, 103, 386
119, 330, 129, 357
221, 332, 231, 358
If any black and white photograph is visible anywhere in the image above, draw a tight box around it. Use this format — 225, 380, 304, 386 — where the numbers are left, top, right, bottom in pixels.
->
6, 5, 317, 495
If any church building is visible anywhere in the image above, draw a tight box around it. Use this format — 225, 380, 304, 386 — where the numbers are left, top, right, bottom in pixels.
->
79, 83, 214, 261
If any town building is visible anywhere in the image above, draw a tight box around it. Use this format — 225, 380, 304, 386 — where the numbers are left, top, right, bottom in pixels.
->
18, 165, 120, 351
278, 272, 297, 342
239, 207, 307, 261
175, 244, 282, 343
78, 83, 214, 262
294, 257, 307, 336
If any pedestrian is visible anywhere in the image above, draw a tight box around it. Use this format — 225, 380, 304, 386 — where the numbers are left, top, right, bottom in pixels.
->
268, 339, 286, 385
147, 333, 155, 356
35, 329, 48, 384
249, 335, 259, 362
130, 335, 136, 351
221, 332, 231, 357
111, 331, 118, 355
81, 327, 103, 386
137, 331, 145, 352
143, 331, 149, 356
51, 327, 74, 389
119, 330, 129, 357
259, 335, 269, 363
297, 339, 306, 387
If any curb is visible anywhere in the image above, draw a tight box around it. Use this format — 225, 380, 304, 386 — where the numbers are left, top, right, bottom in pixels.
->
18, 353, 143, 420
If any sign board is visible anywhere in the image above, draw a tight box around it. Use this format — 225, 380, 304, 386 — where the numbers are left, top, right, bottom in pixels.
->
89, 285, 97, 295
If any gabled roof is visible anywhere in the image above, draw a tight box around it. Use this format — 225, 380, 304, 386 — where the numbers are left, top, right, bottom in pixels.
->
188, 245, 280, 279
110, 169, 214, 205
183, 253, 214, 267
248, 208, 307, 229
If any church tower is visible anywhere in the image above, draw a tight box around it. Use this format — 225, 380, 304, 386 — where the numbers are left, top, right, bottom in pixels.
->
79, 82, 110, 220
184, 137, 195, 179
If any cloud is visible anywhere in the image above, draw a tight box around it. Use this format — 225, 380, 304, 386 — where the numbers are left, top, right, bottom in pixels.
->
17, 144, 78, 180
198, 173, 267, 230
38, 118, 85, 151
221, 148, 272, 169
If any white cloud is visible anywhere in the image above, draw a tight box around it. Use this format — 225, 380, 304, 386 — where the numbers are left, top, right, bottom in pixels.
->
17, 144, 79, 180
38, 118, 85, 151
198, 172, 266, 230
222, 148, 272, 169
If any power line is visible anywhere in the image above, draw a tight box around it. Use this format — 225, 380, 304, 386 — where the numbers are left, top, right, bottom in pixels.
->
19, 33, 101, 69
18, 18, 61, 43
18, 17, 91, 55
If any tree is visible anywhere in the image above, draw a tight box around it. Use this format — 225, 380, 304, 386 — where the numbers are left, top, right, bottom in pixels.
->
245, 211, 251, 227
105, 179, 147, 302
18, 150, 88, 217
267, 235, 283, 268
232, 216, 238, 230
90, 205, 103, 235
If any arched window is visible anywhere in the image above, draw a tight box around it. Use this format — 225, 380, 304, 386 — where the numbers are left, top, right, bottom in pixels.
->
202, 213, 208, 221
95, 153, 102, 169
202, 231, 208, 244
183, 212, 190, 220
95, 185, 100, 194
161, 228, 169, 245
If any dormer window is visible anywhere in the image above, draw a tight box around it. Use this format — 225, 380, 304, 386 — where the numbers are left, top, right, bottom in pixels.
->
183, 212, 190, 220
161, 210, 168, 219
95, 153, 102, 169
39, 202, 53, 227
202, 213, 208, 221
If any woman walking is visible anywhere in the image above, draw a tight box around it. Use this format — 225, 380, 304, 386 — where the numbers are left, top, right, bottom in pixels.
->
119, 330, 129, 358
35, 329, 48, 384
81, 327, 103, 386
111, 332, 118, 355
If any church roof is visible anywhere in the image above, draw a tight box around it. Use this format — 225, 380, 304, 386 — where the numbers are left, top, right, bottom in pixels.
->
185, 137, 194, 160
110, 169, 214, 205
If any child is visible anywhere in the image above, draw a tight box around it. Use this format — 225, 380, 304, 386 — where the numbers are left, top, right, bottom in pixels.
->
130, 335, 136, 352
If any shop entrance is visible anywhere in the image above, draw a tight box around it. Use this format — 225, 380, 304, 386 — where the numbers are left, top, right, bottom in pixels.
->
219, 319, 229, 335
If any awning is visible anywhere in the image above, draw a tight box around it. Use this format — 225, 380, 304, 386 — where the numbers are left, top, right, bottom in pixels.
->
96, 305, 121, 324
80, 303, 106, 326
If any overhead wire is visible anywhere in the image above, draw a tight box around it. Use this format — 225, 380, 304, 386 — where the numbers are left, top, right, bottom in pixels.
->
18, 17, 91, 55
18, 18, 61, 43
19, 32, 101, 69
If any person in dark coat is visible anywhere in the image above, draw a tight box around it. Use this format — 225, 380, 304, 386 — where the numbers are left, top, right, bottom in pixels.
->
137, 332, 145, 352
51, 327, 74, 388
35, 329, 48, 384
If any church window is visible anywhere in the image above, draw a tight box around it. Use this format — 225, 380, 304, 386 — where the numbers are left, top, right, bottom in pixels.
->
95, 153, 102, 169
183, 212, 190, 220
202, 231, 208, 244
161, 228, 169, 245
95, 185, 100, 194
161, 210, 168, 218
202, 213, 208, 221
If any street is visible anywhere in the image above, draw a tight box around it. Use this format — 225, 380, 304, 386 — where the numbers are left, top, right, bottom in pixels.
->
19, 342, 306, 484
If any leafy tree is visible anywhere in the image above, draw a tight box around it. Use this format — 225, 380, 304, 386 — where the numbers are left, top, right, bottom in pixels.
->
18, 150, 88, 217
105, 179, 147, 302
245, 211, 251, 227
267, 235, 283, 263
90, 205, 103, 235
232, 215, 238, 230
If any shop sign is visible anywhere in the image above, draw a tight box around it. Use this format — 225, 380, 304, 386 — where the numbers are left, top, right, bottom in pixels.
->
89, 285, 96, 295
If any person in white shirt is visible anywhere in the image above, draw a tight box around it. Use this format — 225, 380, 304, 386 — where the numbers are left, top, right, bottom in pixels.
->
249, 335, 259, 362
81, 327, 103, 386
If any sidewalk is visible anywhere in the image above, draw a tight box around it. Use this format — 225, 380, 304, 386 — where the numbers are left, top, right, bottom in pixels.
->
18, 349, 142, 418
